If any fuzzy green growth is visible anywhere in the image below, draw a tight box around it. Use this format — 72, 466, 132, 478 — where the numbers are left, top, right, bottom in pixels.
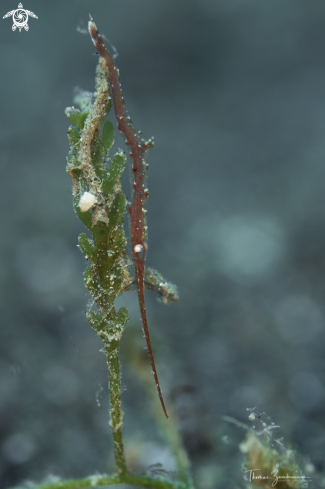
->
240, 430, 308, 489
66, 58, 132, 343
66, 58, 131, 474
223, 415, 309, 489
145, 267, 179, 305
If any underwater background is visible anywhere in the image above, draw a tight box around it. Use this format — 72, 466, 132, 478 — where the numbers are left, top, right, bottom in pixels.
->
0, 0, 325, 487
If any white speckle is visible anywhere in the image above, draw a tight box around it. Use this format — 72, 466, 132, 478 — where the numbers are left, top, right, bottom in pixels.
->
134, 244, 143, 253
79, 192, 96, 212
89, 474, 102, 486
248, 412, 255, 421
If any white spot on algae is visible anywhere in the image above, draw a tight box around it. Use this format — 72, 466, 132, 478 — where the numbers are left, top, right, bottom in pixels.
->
89, 474, 104, 486
79, 192, 97, 212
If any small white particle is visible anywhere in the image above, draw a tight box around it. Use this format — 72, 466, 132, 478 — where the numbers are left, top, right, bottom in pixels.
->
79, 192, 97, 212
134, 244, 144, 253
248, 413, 255, 421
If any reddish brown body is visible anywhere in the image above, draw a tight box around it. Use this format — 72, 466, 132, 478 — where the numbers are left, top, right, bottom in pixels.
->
89, 20, 168, 418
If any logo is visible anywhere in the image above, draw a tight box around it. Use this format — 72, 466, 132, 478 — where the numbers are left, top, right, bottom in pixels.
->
3, 3, 38, 32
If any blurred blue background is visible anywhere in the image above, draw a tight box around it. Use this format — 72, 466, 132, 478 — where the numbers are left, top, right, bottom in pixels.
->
1, 0, 325, 487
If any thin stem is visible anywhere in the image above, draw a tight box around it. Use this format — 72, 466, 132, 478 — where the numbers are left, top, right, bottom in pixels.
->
123, 473, 186, 489
158, 413, 193, 488
130, 354, 194, 489
18, 473, 187, 489
105, 341, 127, 475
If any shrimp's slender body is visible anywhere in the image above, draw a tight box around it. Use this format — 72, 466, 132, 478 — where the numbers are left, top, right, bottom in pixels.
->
89, 20, 168, 418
